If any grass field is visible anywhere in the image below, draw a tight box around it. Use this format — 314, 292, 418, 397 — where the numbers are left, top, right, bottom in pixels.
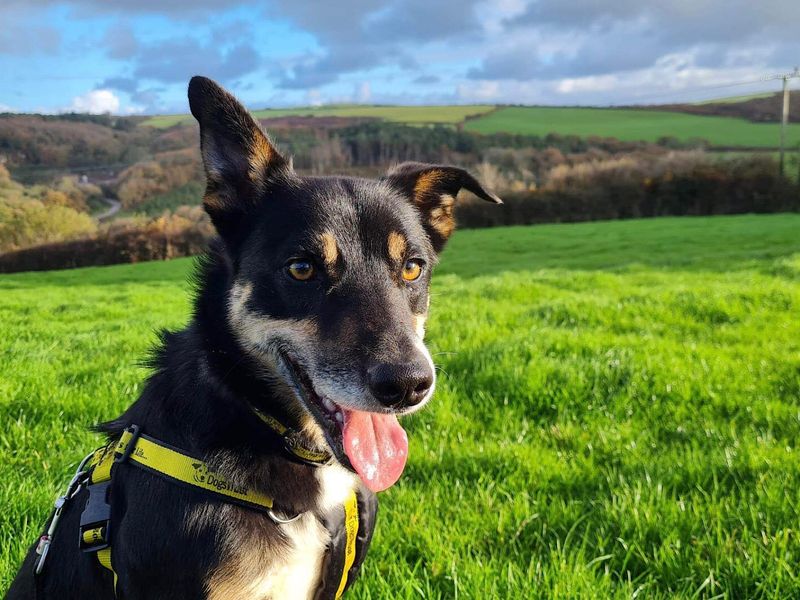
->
2, 214, 800, 597
141, 104, 495, 128
141, 102, 800, 150
464, 106, 800, 148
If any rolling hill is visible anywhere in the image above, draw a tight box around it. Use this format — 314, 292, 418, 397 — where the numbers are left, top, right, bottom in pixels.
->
141, 104, 495, 128
140, 99, 800, 149
463, 106, 799, 148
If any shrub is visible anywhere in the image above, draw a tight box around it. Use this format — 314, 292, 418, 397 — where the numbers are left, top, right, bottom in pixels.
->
123, 181, 206, 217
50, 176, 102, 212
0, 208, 213, 273
3, 150, 797, 272
115, 149, 203, 209
456, 154, 800, 228
0, 197, 97, 252
0, 169, 99, 252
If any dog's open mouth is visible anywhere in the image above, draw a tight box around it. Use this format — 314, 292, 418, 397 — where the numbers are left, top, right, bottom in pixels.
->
278, 352, 408, 493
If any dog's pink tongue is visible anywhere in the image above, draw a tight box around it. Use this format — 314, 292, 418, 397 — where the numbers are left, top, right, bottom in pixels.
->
343, 410, 408, 493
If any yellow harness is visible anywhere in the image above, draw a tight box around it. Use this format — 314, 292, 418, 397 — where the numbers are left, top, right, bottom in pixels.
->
39, 423, 359, 598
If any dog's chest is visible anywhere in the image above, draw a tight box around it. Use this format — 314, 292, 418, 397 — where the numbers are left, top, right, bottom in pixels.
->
205, 464, 358, 600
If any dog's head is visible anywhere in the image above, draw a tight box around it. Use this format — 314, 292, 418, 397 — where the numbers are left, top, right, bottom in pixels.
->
188, 76, 500, 492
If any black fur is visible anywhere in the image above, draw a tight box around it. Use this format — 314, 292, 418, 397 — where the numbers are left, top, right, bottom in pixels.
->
6, 76, 499, 600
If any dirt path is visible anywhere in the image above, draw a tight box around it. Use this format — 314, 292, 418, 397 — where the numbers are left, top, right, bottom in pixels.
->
96, 197, 121, 221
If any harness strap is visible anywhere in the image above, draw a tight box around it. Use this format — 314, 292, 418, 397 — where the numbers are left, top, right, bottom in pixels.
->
335, 490, 360, 598
78, 425, 361, 598
113, 428, 275, 511
81, 446, 118, 592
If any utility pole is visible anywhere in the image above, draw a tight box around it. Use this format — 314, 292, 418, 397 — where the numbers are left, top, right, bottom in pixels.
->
763, 67, 799, 176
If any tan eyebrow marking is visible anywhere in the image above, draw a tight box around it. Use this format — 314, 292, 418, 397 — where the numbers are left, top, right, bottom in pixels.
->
388, 231, 407, 262
319, 232, 339, 266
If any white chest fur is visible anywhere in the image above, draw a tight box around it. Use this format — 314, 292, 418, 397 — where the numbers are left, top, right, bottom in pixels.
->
204, 463, 359, 600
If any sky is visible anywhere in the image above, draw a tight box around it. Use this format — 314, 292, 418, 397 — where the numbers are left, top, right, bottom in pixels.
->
1, 0, 799, 115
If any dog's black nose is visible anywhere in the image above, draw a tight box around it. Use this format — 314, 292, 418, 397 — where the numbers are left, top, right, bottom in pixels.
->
368, 361, 434, 409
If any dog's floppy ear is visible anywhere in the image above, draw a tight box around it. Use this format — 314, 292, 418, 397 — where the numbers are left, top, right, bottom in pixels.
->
188, 75, 290, 240
384, 162, 502, 252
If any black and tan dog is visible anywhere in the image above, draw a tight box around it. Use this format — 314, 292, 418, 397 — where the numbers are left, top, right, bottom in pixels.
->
7, 76, 500, 600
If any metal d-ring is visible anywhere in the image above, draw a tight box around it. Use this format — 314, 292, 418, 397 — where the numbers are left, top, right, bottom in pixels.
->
267, 508, 303, 525
34, 450, 96, 576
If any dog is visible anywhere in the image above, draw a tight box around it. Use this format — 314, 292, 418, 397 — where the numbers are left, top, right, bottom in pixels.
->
6, 76, 500, 600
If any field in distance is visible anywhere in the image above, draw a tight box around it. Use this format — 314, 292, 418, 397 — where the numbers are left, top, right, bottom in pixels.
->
464, 106, 800, 148
2, 214, 799, 597
140, 104, 496, 128
142, 101, 800, 149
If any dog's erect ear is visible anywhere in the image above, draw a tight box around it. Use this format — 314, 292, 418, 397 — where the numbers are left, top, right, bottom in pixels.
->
188, 76, 289, 239
384, 162, 502, 252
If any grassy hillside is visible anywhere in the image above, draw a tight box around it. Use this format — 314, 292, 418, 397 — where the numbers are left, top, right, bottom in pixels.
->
693, 92, 774, 105
143, 103, 800, 149
141, 104, 495, 128
465, 106, 800, 148
2, 215, 800, 597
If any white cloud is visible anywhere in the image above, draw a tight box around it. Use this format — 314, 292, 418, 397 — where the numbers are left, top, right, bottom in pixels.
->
556, 75, 618, 94
121, 103, 146, 115
67, 89, 121, 114
457, 80, 500, 101
0, 103, 14, 113
355, 81, 371, 103
306, 89, 323, 107
454, 45, 792, 107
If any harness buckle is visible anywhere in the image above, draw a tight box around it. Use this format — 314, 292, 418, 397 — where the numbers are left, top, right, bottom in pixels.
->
33, 534, 52, 575
114, 424, 141, 464
34, 451, 94, 576
78, 480, 112, 552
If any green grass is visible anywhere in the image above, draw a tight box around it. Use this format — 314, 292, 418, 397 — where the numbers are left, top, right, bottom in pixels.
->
141, 105, 495, 129
2, 214, 800, 597
142, 103, 800, 150
465, 106, 800, 148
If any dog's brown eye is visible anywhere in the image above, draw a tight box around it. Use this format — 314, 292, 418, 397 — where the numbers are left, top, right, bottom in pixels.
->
401, 259, 423, 282
287, 261, 315, 281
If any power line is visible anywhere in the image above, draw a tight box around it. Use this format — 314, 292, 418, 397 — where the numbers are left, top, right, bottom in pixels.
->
615, 76, 792, 105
